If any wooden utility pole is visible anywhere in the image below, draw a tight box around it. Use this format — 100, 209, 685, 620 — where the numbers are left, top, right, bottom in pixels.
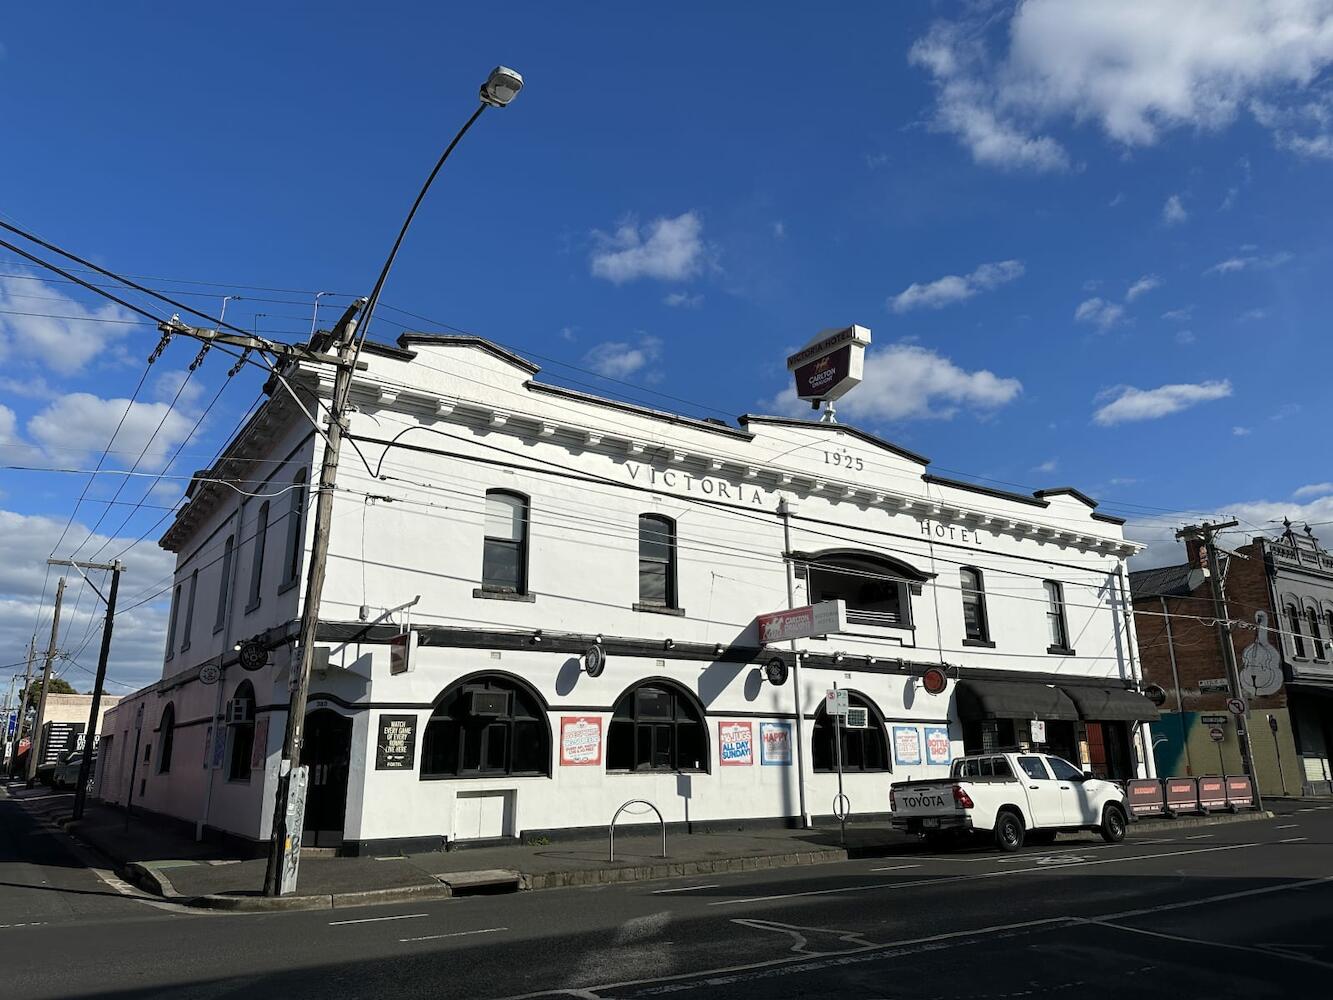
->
7, 639, 36, 778
46, 558, 125, 820
263, 300, 364, 896
26, 577, 66, 785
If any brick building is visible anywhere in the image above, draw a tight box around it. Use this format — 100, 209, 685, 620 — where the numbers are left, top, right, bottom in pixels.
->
1130, 526, 1332, 798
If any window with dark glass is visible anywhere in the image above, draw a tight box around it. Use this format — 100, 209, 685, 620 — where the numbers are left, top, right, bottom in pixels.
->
1044, 580, 1070, 651
282, 470, 307, 587
180, 570, 198, 653
227, 682, 256, 782
812, 693, 889, 773
806, 554, 913, 629
960, 567, 989, 643
214, 535, 234, 632
157, 703, 175, 774
1307, 606, 1325, 660
1287, 603, 1306, 657
482, 491, 528, 594
421, 676, 548, 778
606, 683, 707, 772
165, 584, 181, 660
246, 502, 269, 611
638, 514, 677, 608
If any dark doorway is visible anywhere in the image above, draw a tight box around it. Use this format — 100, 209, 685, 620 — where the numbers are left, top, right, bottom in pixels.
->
301, 709, 352, 849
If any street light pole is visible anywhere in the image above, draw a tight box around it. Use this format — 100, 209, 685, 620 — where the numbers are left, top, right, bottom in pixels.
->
261, 66, 524, 898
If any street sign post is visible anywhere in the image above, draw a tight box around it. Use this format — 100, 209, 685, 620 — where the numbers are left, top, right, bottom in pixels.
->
1226, 697, 1248, 716
1208, 726, 1226, 743
827, 684, 850, 846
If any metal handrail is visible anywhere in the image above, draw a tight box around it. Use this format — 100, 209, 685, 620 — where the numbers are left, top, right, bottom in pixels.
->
608, 799, 667, 862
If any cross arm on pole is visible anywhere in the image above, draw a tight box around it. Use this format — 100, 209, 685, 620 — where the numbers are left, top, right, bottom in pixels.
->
47, 559, 123, 608
156, 317, 368, 370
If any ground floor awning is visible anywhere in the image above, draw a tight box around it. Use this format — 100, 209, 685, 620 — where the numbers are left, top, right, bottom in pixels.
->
955, 679, 1080, 722
1059, 685, 1160, 722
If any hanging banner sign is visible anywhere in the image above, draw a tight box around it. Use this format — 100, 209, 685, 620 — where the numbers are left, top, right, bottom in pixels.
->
786, 324, 871, 407
719, 721, 754, 766
389, 630, 417, 675
893, 726, 922, 766
758, 600, 846, 644
559, 716, 603, 766
250, 716, 270, 770
924, 726, 951, 765
759, 722, 792, 765
375, 714, 417, 770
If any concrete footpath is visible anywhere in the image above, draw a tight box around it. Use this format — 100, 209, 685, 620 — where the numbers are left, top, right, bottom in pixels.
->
1, 780, 1277, 912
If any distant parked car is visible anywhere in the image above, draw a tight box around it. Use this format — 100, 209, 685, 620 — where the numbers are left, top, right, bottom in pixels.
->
52, 751, 93, 791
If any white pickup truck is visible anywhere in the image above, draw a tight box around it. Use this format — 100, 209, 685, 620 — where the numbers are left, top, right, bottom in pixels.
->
889, 752, 1129, 851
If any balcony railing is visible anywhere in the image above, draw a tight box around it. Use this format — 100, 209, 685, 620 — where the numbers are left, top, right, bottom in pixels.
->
846, 608, 908, 628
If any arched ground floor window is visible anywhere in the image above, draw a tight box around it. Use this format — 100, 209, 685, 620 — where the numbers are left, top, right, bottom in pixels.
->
421, 673, 550, 778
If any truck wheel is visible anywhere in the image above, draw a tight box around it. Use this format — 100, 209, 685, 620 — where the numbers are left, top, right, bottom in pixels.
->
994, 811, 1025, 852
1100, 804, 1127, 843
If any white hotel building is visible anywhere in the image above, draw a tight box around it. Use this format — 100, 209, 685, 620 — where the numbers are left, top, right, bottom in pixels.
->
98, 333, 1157, 853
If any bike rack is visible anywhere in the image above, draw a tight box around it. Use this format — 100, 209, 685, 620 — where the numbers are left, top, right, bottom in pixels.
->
608, 799, 667, 862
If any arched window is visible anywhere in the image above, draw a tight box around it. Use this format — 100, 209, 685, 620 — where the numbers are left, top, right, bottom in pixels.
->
421, 674, 549, 778
157, 703, 176, 774
607, 681, 707, 773
960, 567, 989, 644
165, 584, 181, 660
638, 514, 678, 609
805, 552, 924, 629
246, 502, 270, 612
1326, 608, 1333, 652
1307, 605, 1326, 661
482, 491, 528, 594
214, 534, 234, 633
227, 681, 257, 782
282, 470, 308, 588
1286, 602, 1306, 658
812, 692, 889, 773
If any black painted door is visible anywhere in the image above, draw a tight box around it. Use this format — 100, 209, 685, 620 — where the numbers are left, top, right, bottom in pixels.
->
301, 709, 352, 849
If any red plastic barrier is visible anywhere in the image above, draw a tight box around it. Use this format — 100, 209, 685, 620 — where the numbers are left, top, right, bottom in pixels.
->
1125, 778, 1166, 817
1164, 776, 1200, 815
1198, 776, 1227, 811
1225, 774, 1255, 810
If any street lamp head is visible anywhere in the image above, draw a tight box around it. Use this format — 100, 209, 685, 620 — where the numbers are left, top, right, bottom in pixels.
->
480, 66, 524, 107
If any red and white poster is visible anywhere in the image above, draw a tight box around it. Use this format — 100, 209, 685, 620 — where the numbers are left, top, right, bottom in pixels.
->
559, 716, 602, 766
719, 721, 754, 766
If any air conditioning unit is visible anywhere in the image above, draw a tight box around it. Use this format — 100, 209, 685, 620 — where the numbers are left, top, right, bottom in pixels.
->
225, 699, 254, 726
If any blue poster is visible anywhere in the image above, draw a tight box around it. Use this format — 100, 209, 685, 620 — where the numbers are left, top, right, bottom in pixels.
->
893, 726, 922, 766
924, 726, 952, 765
759, 722, 792, 765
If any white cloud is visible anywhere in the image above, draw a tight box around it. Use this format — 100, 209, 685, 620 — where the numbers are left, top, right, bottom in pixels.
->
590, 211, 706, 284
0, 508, 176, 690
1125, 274, 1162, 302
763, 343, 1022, 422
1233, 425, 1252, 436
1294, 482, 1333, 499
772, 221, 786, 239
559, 326, 576, 342
1128, 495, 1333, 569
0, 403, 15, 445
889, 259, 1025, 313
1093, 380, 1232, 426
26, 392, 197, 470
1162, 307, 1193, 322
1204, 250, 1293, 274
1034, 458, 1058, 474
663, 291, 703, 309
1237, 307, 1268, 323
0, 274, 135, 374
909, 1, 1333, 170
582, 335, 663, 381
1176, 330, 1196, 344
1162, 195, 1188, 226
1074, 297, 1125, 331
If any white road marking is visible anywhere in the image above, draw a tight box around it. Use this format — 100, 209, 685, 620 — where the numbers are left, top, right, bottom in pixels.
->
328, 912, 428, 926
651, 884, 721, 894
1085, 918, 1333, 971
707, 842, 1259, 907
1280, 837, 1308, 843
1275, 824, 1299, 830
400, 926, 507, 943
868, 864, 922, 873
1184, 834, 1213, 840
0, 922, 48, 929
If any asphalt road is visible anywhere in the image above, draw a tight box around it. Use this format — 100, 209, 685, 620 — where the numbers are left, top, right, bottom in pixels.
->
2, 790, 1332, 999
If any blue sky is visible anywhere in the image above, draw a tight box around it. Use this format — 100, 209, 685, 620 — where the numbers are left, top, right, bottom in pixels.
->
2, 1, 1332, 689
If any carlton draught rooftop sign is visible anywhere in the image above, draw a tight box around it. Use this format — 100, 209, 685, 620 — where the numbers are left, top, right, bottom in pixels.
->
787, 324, 870, 410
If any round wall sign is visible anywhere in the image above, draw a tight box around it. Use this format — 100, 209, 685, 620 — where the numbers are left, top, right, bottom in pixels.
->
1144, 683, 1167, 707
199, 663, 221, 686
238, 640, 268, 672
921, 666, 948, 695
764, 656, 789, 686
583, 645, 605, 678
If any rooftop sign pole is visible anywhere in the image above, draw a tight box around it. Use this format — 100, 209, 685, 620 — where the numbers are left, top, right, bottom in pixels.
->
785, 324, 871, 424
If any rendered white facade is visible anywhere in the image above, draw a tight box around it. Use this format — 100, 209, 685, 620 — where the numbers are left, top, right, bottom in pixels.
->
100, 334, 1155, 853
